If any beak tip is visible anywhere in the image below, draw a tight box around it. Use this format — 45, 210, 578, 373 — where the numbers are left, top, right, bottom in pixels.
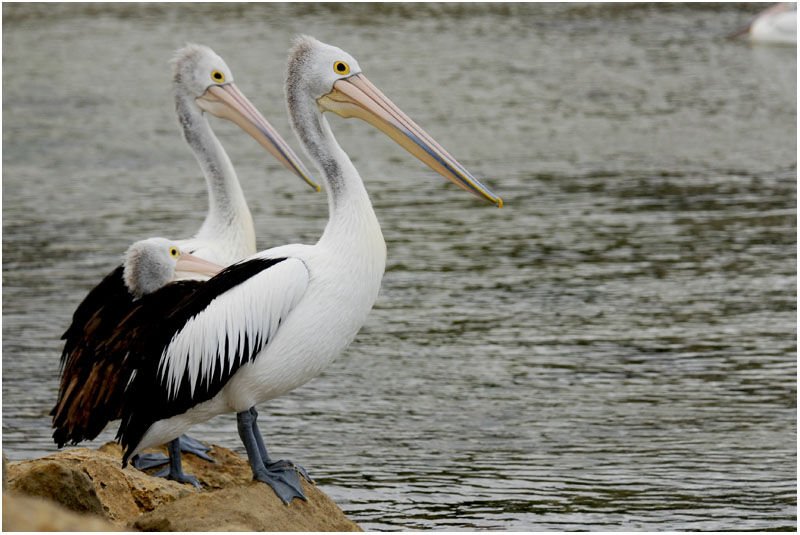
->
496, 197, 503, 208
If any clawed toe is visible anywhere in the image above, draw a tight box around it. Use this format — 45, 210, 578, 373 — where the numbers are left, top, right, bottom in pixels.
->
171, 472, 202, 490
150, 465, 201, 489
294, 464, 314, 484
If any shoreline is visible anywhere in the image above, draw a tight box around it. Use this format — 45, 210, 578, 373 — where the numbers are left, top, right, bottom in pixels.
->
3, 442, 362, 531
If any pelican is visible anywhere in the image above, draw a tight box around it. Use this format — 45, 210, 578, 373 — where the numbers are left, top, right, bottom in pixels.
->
52, 43, 318, 487
95, 35, 500, 505
729, 3, 797, 44
52, 238, 223, 457
168, 43, 318, 267
749, 3, 797, 44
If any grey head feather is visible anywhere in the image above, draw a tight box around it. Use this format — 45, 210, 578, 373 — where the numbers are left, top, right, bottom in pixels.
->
171, 43, 216, 95
123, 237, 179, 298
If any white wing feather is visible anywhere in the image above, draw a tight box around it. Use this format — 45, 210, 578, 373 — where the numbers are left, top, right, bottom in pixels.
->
158, 257, 309, 400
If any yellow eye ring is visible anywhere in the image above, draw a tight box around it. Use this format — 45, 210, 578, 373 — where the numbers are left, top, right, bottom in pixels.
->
211, 70, 225, 83
169, 247, 179, 258
333, 61, 350, 75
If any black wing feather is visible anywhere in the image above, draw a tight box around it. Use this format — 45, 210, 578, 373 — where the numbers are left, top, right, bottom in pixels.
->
111, 257, 288, 465
52, 265, 144, 446
59, 265, 130, 364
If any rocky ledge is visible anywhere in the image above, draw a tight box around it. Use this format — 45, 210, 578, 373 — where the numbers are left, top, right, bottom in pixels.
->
3, 442, 361, 531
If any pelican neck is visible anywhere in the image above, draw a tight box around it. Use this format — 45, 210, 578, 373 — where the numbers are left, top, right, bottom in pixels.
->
175, 93, 255, 252
312, 114, 382, 251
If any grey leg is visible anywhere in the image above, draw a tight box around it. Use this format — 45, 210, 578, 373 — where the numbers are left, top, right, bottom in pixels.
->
249, 406, 313, 483
236, 409, 306, 504
151, 438, 201, 489
131, 434, 214, 469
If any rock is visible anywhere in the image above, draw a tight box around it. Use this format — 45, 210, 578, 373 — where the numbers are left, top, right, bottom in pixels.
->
5, 442, 362, 531
3, 492, 119, 531
130, 479, 360, 532
7, 445, 194, 523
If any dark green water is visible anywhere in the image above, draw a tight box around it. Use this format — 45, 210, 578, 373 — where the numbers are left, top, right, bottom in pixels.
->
3, 3, 796, 530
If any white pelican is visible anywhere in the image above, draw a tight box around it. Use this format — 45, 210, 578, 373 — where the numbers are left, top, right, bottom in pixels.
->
52, 238, 223, 453
169, 43, 318, 267
52, 44, 318, 487
749, 3, 797, 44
102, 35, 500, 504
730, 3, 797, 45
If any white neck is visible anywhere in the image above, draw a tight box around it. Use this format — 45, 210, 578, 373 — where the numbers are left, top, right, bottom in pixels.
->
290, 95, 385, 265
175, 93, 256, 258
318, 117, 380, 246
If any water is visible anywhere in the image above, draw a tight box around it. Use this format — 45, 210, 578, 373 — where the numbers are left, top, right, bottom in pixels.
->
2, 3, 796, 530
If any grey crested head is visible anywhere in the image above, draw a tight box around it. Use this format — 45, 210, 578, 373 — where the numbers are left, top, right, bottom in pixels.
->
171, 43, 234, 101
123, 237, 181, 298
285, 35, 362, 104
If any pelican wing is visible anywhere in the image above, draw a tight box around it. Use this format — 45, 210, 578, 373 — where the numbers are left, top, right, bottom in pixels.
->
52, 274, 213, 447
52, 264, 140, 446
58, 264, 131, 362
116, 256, 309, 462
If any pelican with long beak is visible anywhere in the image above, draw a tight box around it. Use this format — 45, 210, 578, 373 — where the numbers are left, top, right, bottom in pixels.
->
53, 44, 318, 488
83, 35, 500, 505
52, 238, 223, 469
170, 43, 318, 267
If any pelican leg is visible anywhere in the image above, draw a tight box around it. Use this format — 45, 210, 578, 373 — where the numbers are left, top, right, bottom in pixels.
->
150, 438, 202, 489
249, 407, 313, 483
236, 409, 306, 504
177, 434, 215, 463
130, 434, 214, 470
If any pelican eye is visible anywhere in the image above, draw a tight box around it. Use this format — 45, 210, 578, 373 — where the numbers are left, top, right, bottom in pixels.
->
169, 247, 180, 258
333, 61, 350, 75
211, 70, 225, 83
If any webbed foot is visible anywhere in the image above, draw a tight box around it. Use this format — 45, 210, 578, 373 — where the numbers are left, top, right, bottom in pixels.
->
147, 437, 202, 490
254, 462, 307, 504
237, 407, 310, 504
131, 452, 169, 470
269, 459, 314, 484
178, 434, 215, 463
153, 464, 202, 489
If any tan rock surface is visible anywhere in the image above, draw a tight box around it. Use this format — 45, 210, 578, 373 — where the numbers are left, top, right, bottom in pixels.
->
7, 445, 193, 522
130, 479, 360, 532
5, 442, 362, 531
3, 492, 119, 531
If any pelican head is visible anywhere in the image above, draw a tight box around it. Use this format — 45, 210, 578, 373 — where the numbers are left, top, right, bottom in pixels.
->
172, 44, 319, 191
123, 237, 223, 298
287, 35, 502, 207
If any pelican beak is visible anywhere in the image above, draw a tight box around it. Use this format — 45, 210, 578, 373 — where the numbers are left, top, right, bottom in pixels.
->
175, 252, 225, 278
317, 73, 502, 207
197, 83, 321, 192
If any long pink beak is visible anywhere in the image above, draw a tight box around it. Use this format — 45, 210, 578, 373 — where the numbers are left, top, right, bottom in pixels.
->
175, 252, 225, 278
197, 83, 320, 192
317, 73, 502, 207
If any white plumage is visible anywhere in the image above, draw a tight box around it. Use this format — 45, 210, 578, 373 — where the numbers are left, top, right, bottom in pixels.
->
116, 36, 499, 504
52, 42, 317, 490
159, 256, 310, 400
